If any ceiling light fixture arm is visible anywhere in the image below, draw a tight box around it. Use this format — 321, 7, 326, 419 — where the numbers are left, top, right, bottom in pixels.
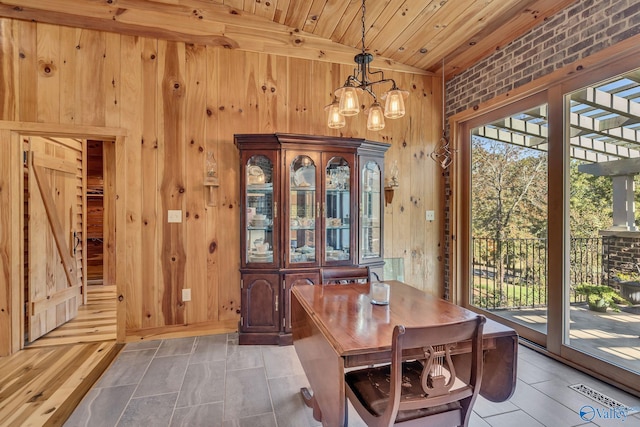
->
339, 54, 399, 102
325, 0, 408, 131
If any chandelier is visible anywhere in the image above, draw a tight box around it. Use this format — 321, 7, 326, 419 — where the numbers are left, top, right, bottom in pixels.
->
325, 0, 408, 131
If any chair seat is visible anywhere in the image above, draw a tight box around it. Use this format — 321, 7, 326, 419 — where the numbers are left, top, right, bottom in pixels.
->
345, 360, 462, 423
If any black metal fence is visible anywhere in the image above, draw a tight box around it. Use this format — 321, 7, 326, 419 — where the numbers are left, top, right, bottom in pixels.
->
571, 237, 605, 287
472, 237, 602, 310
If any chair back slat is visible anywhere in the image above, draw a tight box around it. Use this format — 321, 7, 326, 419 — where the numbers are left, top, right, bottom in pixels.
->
345, 314, 486, 427
398, 320, 479, 349
388, 316, 485, 422
321, 266, 370, 284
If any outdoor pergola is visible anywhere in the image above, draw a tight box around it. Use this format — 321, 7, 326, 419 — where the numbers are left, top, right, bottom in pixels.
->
473, 69, 640, 231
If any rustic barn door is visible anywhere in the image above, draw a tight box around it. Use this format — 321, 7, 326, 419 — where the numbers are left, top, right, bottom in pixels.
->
27, 137, 83, 342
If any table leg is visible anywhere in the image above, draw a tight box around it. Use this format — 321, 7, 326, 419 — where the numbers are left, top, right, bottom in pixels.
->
292, 294, 347, 427
300, 387, 323, 422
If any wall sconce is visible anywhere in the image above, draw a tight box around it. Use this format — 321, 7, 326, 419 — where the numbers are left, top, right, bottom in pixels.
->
384, 160, 399, 206
384, 186, 395, 206
204, 151, 219, 206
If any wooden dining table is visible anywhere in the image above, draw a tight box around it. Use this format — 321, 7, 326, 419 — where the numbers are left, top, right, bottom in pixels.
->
291, 280, 518, 427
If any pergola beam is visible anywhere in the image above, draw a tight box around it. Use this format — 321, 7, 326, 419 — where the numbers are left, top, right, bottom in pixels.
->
570, 135, 640, 159
473, 76, 640, 164
473, 123, 639, 161
578, 158, 640, 176
472, 126, 544, 148
570, 112, 640, 147
472, 129, 620, 162
572, 87, 640, 121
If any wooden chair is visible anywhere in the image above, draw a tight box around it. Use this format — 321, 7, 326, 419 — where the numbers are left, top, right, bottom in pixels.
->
321, 266, 370, 284
345, 315, 486, 426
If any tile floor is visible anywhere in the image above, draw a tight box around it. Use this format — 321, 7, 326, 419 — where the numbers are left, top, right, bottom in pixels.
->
65, 334, 640, 427
496, 306, 640, 374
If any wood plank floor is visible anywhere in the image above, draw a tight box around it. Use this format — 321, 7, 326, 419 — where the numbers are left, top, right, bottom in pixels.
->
25, 285, 117, 348
0, 285, 121, 427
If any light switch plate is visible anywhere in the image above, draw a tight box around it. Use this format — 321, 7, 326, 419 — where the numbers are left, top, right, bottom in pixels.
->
425, 210, 435, 221
168, 210, 182, 223
182, 288, 191, 301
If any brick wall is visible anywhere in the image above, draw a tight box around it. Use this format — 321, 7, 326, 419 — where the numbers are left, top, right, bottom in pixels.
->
602, 232, 640, 284
443, 0, 640, 298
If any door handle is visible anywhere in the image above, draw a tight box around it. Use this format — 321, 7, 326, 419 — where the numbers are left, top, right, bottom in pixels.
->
73, 231, 82, 255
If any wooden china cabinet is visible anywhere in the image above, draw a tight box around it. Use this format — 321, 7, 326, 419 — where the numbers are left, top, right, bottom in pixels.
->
235, 133, 389, 345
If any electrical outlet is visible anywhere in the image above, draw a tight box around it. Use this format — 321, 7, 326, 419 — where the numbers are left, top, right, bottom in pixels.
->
182, 288, 191, 301
425, 210, 435, 221
168, 210, 182, 223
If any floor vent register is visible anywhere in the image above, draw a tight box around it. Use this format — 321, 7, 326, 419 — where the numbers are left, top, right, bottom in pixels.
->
569, 383, 638, 415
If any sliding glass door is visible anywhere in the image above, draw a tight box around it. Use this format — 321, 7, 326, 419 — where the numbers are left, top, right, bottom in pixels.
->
465, 95, 550, 345
564, 69, 640, 375
458, 65, 640, 392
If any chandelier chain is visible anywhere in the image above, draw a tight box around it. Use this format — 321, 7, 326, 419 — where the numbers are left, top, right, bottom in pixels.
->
361, 0, 366, 56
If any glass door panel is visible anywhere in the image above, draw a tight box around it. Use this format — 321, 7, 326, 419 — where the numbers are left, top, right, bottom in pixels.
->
565, 69, 640, 374
289, 155, 317, 264
325, 157, 351, 263
470, 104, 549, 335
245, 155, 274, 265
361, 161, 381, 260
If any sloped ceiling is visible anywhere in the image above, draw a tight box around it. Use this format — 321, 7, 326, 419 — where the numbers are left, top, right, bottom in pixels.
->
0, 0, 577, 77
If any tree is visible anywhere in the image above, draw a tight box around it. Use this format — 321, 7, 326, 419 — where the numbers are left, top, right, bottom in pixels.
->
471, 137, 548, 300
470, 121, 640, 309
471, 137, 548, 241
568, 160, 612, 237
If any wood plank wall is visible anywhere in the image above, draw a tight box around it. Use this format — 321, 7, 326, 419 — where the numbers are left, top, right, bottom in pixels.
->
0, 17, 443, 348
25, 135, 84, 340
86, 140, 104, 282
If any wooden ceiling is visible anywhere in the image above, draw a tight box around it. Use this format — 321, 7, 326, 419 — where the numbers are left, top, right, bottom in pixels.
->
0, 0, 577, 77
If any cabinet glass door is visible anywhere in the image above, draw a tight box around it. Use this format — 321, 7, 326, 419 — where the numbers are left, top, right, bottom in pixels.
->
289, 155, 317, 264
245, 155, 275, 265
361, 160, 382, 260
325, 156, 351, 263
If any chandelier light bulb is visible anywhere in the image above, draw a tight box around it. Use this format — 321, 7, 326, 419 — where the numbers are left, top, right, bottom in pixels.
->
383, 89, 408, 119
337, 87, 361, 116
367, 102, 385, 131
325, 101, 346, 129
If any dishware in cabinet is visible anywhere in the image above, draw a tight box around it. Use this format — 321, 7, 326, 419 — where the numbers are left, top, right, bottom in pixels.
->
284, 151, 357, 268
241, 151, 279, 268
285, 151, 321, 268
359, 156, 384, 266
323, 153, 356, 265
